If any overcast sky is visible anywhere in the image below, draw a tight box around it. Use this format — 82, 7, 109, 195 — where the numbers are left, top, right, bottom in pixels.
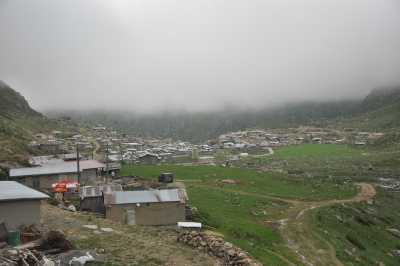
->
0, 0, 400, 112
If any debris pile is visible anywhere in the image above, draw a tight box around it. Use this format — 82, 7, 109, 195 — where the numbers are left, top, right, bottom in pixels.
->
21, 225, 42, 244
177, 231, 260, 266
0, 248, 44, 265
38, 230, 74, 253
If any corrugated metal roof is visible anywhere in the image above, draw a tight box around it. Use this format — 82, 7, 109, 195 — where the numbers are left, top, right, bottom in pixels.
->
9, 163, 77, 177
111, 189, 181, 204
73, 160, 106, 170
9, 160, 106, 177
0, 181, 49, 201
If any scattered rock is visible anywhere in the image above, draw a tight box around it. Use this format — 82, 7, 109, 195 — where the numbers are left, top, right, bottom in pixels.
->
392, 250, 400, 257
386, 228, 400, 238
67, 205, 77, 212
82, 225, 98, 230
221, 179, 239, 185
100, 228, 114, 233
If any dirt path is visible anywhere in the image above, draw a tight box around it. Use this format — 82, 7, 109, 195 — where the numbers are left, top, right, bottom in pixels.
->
183, 181, 376, 266
278, 183, 376, 266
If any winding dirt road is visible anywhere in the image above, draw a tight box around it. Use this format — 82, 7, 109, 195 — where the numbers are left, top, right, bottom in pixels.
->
277, 183, 376, 266
185, 181, 376, 265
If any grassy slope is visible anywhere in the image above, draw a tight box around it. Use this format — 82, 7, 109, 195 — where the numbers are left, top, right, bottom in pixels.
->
121, 164, 356, 201
313, 188, 400, 266
252, 144, 400, 265
338, 101, 400, 131
242, 144, 400, 182
121, 163, 357, 265
0, 81, 76, 166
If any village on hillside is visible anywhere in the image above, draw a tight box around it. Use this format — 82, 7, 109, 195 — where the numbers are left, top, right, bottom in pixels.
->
0, 121, 391, 265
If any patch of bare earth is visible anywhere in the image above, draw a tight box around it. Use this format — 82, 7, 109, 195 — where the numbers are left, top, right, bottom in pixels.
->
40, 203, 220, 266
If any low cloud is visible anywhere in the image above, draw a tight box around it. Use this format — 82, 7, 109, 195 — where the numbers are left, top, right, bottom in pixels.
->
1, 0, 399, 112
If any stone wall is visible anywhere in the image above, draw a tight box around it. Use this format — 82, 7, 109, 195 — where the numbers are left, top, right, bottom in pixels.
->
177, 231, 261, 266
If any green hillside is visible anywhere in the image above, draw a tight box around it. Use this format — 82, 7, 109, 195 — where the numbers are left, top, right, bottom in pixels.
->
0, 81, 70, 171
335, 87, 400, 149
52, 86, 400, 142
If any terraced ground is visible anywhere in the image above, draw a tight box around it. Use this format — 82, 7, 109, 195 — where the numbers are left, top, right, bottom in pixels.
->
121, 144, 399, 265
121, 161, 360, 265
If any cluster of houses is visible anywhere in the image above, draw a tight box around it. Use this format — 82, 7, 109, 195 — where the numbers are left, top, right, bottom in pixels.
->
3, 153, 188, 240
0, 179, 187, 237
91, 126, 207, 165
215, 127, 385, 149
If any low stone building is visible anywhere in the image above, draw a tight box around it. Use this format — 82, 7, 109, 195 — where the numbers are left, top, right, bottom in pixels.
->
105, 189, 185, 226
0, 181, 49, 230
9, 160, 105, 189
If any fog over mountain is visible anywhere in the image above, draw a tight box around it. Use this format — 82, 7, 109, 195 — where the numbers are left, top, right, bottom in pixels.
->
1, 0, 400, 112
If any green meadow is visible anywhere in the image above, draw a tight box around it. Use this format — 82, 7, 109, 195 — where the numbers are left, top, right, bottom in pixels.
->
121, 161, 357, 265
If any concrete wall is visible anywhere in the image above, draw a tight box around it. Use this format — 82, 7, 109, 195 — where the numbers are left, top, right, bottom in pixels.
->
17, 174, 78, 190
80, 196, 105, 215
106, 202, 185, 226
0, 200, 42, 230
81, 169, 98, 185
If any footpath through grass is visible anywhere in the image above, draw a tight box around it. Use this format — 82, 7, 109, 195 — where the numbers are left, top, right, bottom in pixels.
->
122, 164, 358, 265
312, 188, 400, 266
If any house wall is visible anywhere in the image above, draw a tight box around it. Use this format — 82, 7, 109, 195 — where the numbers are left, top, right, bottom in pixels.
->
0, 200, 42, 230
106, 202, 185, 225
80, 196, 105, 215
81, 169, 98, 185
18, 174, 78, 190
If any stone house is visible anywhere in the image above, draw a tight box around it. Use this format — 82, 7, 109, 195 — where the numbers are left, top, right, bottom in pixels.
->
105, 189, 185, 226
0, 181, 49, 230
9, 160, 105, 189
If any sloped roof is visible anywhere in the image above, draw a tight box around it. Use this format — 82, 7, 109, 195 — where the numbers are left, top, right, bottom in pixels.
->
0, 181, 49, 202
9, 160, 106, 177
110, 189, 181, 204
9, 163, 77, 177
75, 160, 106, 170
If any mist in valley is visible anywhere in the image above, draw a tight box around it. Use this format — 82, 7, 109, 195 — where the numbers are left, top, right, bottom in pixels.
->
0, 0, 400, 114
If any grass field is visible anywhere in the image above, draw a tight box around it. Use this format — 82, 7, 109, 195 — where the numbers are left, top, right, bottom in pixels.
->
121, 164, 356, 201
121, 163, 357, 265
273, 144, 362, 158
241, 144, 400, 182
120, 144, 399, 265
312, 187, 400, 266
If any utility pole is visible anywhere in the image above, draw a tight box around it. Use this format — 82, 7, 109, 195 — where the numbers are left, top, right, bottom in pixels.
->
76, 143, 81, 184
105, 142, 110, 176
119, 143, 124, 165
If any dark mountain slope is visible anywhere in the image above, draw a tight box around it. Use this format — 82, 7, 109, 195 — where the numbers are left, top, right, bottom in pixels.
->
0, 81, 69, 169
337, 86, 400, 131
